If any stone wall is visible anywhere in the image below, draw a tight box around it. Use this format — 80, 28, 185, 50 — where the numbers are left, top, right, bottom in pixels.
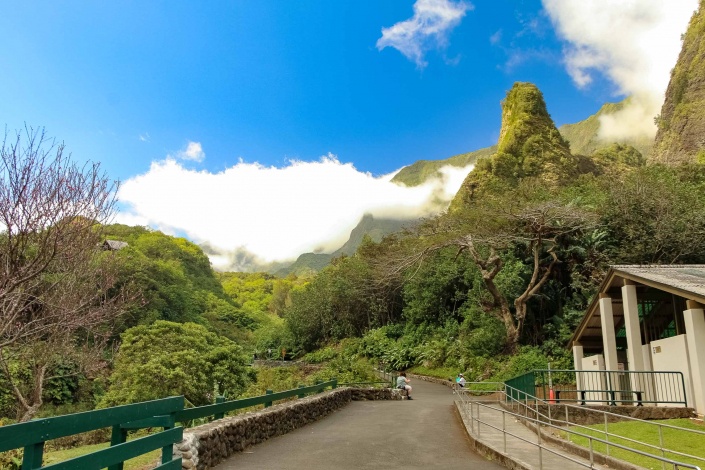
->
407, 373, 455, 389
503, 402, 696, 426
173, 387, 397, 469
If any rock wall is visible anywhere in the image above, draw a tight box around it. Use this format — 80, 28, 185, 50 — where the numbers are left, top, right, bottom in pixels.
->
174, 387, 397, 469
407, 373, 455, 389
503, 402, 696, 426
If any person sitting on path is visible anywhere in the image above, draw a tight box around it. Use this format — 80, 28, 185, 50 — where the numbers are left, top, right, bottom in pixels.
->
457, 373, 466, 388
396, 372, 413, 400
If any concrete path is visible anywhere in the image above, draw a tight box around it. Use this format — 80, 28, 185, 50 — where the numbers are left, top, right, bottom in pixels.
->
214, 378, 505, 470
457, 399, 611, 470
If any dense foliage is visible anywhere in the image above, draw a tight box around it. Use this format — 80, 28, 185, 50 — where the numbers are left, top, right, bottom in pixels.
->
281, 81, 705, 381
100, 321, 254, 407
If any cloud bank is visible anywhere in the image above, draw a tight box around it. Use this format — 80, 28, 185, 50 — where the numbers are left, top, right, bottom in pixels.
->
117, 152, 473, 269
377, 0, 473, 68
542, 0, 698, 141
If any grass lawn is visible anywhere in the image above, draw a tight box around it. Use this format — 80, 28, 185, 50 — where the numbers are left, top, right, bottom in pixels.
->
42, 440, 160, 470
564, 418, 705, 469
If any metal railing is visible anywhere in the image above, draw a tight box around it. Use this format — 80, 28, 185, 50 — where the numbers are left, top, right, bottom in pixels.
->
376, 364, 399, 388
457, 382, 703, 470
507, 369, 688, 406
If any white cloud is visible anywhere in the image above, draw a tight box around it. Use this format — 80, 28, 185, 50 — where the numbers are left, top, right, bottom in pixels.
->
139, 132, 150, 142
377, 0, 473, 68
116, 154, 474, 266
542, 0, 698, 140
175, 141, 205, 162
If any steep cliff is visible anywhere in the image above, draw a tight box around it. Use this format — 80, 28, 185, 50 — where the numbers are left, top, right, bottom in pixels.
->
652, 1, 705, 164
451, 82, 576, 209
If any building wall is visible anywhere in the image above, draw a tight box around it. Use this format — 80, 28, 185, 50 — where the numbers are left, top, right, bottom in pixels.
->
581, 354, 608, 403
650, 334, 694, 408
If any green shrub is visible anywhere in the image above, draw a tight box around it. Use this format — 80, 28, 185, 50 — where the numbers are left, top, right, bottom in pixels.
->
100, 321, 254, 407
302, 346, 339, 364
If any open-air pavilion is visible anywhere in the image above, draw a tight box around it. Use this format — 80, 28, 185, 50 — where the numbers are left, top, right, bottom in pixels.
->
569, 265, 705, 415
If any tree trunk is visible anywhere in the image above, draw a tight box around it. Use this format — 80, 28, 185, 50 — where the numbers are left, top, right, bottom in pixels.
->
18, 365, 46, 423
466, 241, 521, 352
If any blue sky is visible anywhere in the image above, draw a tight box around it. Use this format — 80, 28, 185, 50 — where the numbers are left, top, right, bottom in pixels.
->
0, 1, 698, 268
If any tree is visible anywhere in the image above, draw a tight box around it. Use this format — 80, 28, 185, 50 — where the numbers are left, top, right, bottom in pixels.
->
0, 127, 124, 421
602, 165, 705, 264
457, 199, 594, 350
100, 321, 254, 407
392, 182, 596, 352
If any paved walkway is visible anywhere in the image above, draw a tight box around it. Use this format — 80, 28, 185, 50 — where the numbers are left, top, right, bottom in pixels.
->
457, 399, 611, 470
214, 378, 505, 470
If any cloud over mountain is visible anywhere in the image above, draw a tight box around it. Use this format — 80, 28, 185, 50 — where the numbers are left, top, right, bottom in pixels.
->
543, 0, 698, 141
117, 152, 473, 265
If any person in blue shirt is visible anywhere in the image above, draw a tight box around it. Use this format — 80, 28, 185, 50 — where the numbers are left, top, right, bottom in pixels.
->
396, 372, 413, 400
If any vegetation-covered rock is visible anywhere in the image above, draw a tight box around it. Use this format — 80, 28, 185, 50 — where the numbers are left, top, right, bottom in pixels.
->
591, 143, 645, 173
452, 82, 576, 208
652, 1, 705, 164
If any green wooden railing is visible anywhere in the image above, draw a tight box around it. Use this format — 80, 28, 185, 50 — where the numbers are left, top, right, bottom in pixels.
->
0, 379, 339, 469
175, 379, 337, 422
0, 396, 184, 470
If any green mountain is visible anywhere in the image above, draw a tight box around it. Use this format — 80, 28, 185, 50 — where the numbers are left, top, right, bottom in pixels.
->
274, 215, 410, 277
652, 0, 705, 164
451, 82, 576, 209
558, 99, 654, 157
274, 252, 333, 278
389, 98, 652, 190
391, 146, 496, 187
277, 85, 651, 277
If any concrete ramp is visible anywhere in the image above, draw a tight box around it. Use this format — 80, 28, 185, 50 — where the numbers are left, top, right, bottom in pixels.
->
214, 378, 504, 469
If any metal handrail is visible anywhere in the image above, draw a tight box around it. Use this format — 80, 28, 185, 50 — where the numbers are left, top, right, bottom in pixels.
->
457, 382, 702, 470
502, 383, 705, 468
507, 369, 688, 406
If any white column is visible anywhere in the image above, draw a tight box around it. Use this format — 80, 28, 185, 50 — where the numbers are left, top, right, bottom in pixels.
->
622, 280, 645, 372
683, 301, 705, 415
573, 342, 584, 390
599, 294, 619, 371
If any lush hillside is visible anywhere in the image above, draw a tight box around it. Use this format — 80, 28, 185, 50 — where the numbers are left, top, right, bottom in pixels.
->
280, 80, 705, 384
101, 224, 257, 337
331, 214, 409, 257
391, 146, 496, 187
558, 99, 654, 157
652, 0, 705, 164
275, 214, 410, 277
275, 252, 333, 277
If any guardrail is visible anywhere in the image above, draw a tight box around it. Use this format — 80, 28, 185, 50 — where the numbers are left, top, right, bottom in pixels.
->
457, 382, 704, 470
376, 364, 398, 388
506, 369, 687, 406
175, 379, 337, 423
0, 396, 184, 470
0, 380, 339, 469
